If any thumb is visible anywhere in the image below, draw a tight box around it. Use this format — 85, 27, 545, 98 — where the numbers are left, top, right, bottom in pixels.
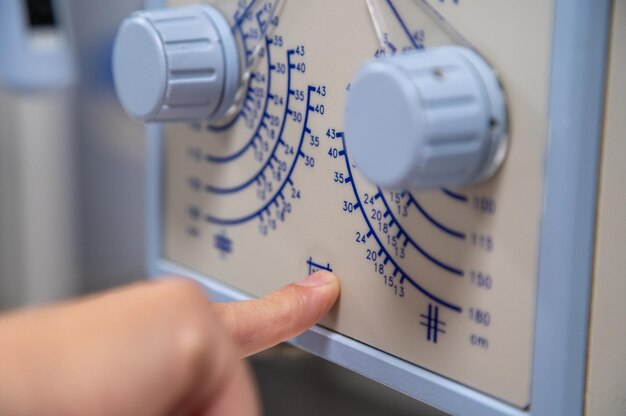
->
213, 271, 340, 357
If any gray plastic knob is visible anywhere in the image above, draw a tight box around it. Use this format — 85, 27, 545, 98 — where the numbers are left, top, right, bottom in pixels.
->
112, 5, 239, 122
345, 46, 508, 191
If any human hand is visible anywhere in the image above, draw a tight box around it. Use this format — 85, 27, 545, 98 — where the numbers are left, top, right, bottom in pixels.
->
0, 271, 340, 416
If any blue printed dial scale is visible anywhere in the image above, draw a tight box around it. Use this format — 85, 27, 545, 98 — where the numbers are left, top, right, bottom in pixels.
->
139, 0, 612, 414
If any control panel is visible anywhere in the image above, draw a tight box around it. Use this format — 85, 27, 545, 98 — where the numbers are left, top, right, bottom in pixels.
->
112, 0, 618, 414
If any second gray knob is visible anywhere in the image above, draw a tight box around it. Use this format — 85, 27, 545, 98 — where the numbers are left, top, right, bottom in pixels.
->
345, 46, 508, 191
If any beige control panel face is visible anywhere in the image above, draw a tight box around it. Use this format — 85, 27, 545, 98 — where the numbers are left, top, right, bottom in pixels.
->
162, 0, 552, 407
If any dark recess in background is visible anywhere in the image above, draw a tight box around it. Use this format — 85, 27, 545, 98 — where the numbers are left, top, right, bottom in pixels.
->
25, 0, 57, 28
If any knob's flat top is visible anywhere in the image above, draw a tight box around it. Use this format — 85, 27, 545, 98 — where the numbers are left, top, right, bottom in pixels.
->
113, 16, 167, 119
345, 46, 508, 191
346, 61, 426, 190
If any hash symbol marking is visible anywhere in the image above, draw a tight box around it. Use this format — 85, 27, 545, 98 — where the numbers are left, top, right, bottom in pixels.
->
420, 304, 446, 343
214, 230, 233, 258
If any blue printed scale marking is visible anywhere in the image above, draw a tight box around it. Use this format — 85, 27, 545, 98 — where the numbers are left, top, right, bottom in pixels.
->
338, 132, 462, 312
256, 7, 270, 32
206, 37, 274, 157
232, 0, 260, 66
376, 189, 464, 275
208, 75, 262, 133
232, 0, 259, 30
204, 49, 295, 194
307, 257, 333, 274
232, 0, 280, 67
210, 0, 277, 134
406, 193, 466, 239
442, 188, 468, 203
207, 111, 242, 132
204, 86, 317, 226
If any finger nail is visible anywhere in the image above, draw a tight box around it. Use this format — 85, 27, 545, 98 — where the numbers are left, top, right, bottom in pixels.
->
295, 271, 337, 288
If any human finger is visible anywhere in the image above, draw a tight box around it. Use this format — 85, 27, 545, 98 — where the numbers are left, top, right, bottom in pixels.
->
213, 271, 340, 357
0, 279, 259, 416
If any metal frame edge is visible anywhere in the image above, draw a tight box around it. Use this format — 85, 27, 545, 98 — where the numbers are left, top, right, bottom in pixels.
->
531, 0, 612, 415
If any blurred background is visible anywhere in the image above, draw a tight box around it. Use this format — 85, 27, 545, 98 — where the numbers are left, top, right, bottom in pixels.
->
0, 1, 443, 414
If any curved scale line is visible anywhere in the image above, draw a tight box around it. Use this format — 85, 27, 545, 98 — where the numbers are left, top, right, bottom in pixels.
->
207, 111, 242, 133
206, 50, 294, 193
206, 37, 273, 159
206, 130, 261, 163
407, 194, 466, 239
205, 152, 278, 195
441, 188, 468, 202
402, 274, 462, 312
441, 188, 468, 203
341, 135, 462, 312
378, 190, 464, 276
205, 86, 313, 226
